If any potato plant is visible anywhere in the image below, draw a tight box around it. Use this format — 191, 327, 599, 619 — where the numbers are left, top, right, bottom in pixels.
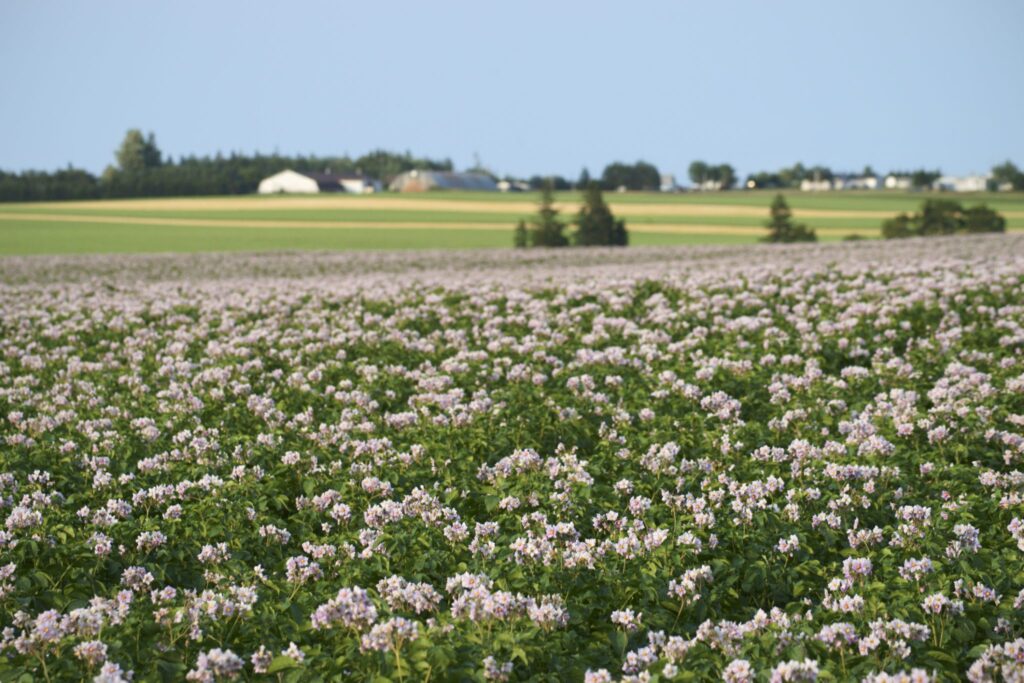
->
0, 238, 1023, 682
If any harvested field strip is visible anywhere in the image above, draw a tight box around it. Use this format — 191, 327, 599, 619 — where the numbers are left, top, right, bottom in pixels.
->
0, 212, 512, 232
8, 196, 1020, 219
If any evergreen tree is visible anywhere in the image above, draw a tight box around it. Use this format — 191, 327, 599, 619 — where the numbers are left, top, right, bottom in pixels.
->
881, 213, 914, 239
528, 181, 568, 247
610, 216, 629, 246
917, 198, 963, 235
513, 220, 528, 248
574, 182, 628, 246
577, 167, 591, 189
962, 205, 1006, 233
763, 194, 817, 243
881, 199, 1006, 238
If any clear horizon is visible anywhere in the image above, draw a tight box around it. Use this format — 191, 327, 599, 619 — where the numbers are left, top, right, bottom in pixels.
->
2, 0, 1022, 181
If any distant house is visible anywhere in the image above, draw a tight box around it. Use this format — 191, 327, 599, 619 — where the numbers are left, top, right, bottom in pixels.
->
257, 169, 382, 195
799, 174, 878, 192
834, 175, 879, 191
496, 179, 531, 193
932, 175, 990, 193
389, 170, 498, 192
659, 174, 679, 192
884, 174, 913, 190
800, 178, 833, 192
694, 180, 723, 191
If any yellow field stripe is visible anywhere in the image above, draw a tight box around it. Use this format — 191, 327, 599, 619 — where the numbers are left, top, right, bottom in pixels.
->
0, 212, 512, 231
5, 196, 1011, 220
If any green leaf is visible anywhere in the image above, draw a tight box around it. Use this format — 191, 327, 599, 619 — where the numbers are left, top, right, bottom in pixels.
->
267, 656, 298, 674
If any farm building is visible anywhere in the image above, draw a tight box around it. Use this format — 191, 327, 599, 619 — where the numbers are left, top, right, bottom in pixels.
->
834, 175, 879, 190
932, 175, 990, 192
884, 174, 913, 190
799, 178, 834, 192
389, 170, 497, 192
496, 179, 530, 192
257, 169, 382, 195
801, 175, 879, 191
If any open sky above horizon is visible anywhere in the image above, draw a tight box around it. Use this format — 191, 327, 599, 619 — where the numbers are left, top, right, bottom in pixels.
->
2, 0, 1023, 181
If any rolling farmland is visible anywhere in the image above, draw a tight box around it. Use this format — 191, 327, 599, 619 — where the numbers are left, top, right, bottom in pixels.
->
1, 191, 1023, 254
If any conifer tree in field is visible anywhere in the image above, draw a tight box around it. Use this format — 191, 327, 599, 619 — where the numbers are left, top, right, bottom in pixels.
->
763, 194, 817, 243
513, 220, 528, 248
574, 181, 627, 246
882, 198, 1005, 238
528, 180, 569, 247
577, 167, 591, 189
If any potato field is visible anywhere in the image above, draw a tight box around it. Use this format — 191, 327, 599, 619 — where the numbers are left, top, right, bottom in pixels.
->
1, 237, 1024, 682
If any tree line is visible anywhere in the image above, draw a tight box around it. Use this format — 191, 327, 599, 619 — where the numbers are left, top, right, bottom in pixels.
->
0, 130, 453, 202
3, 129, 1024, 202
747, 161, 1024, 191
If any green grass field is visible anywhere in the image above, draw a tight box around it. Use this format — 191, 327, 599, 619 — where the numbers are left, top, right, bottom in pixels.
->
1, 190, 1022, 254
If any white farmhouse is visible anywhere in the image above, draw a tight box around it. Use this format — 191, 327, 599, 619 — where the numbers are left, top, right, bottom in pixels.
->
836, 175, 879, 190
257, 169, 382, 194
800, 178, 833, 192
932, 175, 990, 192
884, 174, 913, 190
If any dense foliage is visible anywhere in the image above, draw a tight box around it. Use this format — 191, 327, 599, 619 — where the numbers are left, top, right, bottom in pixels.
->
991, 162, 1024, 192
574, 183, 628, 247
687, 162, 737, 191
0, 130, 452, 202
517, 183, 628, 248
882, 199, 1005, 239
762, 194, 817, 243
2, 236, 1024, 683
522, 183, 569, 248
601, 162, 662, 192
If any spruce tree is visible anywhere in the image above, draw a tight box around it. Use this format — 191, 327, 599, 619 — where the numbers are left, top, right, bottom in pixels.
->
763, 194, 817, 243
574, 181, 628, 246
513, 220, 528, 248
577, 168, 591, 189
529, 180, 568, 247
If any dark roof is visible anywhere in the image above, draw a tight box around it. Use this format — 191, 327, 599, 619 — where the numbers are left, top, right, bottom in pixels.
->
389, 171, 498, 192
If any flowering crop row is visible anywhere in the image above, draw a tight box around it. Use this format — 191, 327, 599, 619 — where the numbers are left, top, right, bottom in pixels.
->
1, 236, 1023, 681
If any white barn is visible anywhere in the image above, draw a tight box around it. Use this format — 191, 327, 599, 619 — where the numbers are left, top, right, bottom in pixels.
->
257, 169, 381, 195
933, 175, 990, 192
884, 174, 913, 190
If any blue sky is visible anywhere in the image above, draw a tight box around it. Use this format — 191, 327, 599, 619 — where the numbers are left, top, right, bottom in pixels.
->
2, 0, 1022, 180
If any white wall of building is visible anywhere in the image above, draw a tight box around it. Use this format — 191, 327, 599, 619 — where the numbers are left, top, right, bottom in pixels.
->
884, 175, 912, 190
800, 179, 832, 192
934, 175, 990, 192
258, 170, 320, 194
339, 178, 382, 194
